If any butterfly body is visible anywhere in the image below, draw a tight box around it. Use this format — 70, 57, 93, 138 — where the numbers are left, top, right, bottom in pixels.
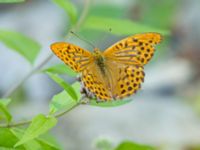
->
93, 48, 107, 76
51, 33, 162, 102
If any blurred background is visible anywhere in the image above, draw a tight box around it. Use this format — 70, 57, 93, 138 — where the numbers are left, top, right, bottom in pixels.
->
0, 0, 200, 150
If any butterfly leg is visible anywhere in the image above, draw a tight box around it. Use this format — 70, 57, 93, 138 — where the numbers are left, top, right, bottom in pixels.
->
80, 83, 95, 100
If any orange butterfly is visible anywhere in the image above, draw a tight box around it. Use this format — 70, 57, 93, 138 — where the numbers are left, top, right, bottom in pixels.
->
51, 33, 162, 102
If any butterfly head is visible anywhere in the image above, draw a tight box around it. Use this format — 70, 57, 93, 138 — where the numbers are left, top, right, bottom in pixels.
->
93, 48, 105, 66
93, 48, 102, 57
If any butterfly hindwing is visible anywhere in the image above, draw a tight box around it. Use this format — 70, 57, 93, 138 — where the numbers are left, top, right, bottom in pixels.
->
81, 64, 112, 101
105, 60, 145, 100
51, 42, 93, 72
113, 65, 144, 99
103, 33, 162, 66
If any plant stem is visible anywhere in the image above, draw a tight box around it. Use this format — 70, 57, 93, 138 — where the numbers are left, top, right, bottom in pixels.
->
2, 54, 54, 98
2, 0, 91, 98
0, 102, 81, 128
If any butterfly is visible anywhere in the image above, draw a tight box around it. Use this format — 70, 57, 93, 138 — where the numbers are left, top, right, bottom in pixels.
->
51, 33, 162, 102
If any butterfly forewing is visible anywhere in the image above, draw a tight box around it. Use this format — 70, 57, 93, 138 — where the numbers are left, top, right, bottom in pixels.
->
51, 42, 93, 72
103, 33, 162, 66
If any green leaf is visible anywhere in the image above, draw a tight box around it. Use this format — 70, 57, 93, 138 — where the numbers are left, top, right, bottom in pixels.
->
83, 16, 169, 36
52, 0, 77, 24
0, 30, 41, 64
90, 4, 126, 18
43, 64, 77, 77
115, 141, 155, 150
49, 82, 80, 114
71, 82, 81, 99
0, 98, 11, 106
49, 90, 77, 114
36, 139, 61, 150
37, 133, 62, 150
0, 0, 24, 2
0, 99, 12, 123
14, 114, 57, 147
11, 128, 61, 150
47, 72, 78, 101
138, 0, 180, 29
90, 99, 132, 107
0, 128, 19, 148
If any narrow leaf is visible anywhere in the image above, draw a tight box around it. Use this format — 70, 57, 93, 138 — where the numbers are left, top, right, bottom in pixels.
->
14, 114, 57, 147
47, 72, 78, 101
115, 141, 155, 150
43, 64, 77, 77
83, 16, 169, 36
49, 82, 80, 114
0, 30, 41, 64
0, 0, 24, 2
52, 0, 77, 24
0, 99, 12, 123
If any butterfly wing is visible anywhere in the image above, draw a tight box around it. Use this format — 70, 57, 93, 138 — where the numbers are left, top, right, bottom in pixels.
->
105, 60, 145, 100
51, 42, 93, 72
81, 59, 145, 101
103, 33, 162, 66
81, 63, 113, 101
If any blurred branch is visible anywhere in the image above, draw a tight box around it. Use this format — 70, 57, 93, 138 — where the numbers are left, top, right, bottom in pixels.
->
0, 102, 80, 128
2, 54, 54, 98
2, 0, 91, 98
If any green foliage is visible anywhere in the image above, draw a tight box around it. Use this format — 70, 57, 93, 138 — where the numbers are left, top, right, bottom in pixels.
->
0, 0, 24, 2
0, 128, 24, 149
0, 99, 12, 123
82, 16, 169, 36
14, 114, 57, 147
0, 98, 11, 106
49, 81, 80, 114
36, 139, 60, 150
0, 127, 61, 149
49, 90, 77, 114
90, 4, 127, 18
0, 30, 41, 64
52, 0, 77, 25
89, 99, 132, 107
138, 0, 180, 28
43, 64, 77, 77
47, 72, 78, 101
115, 141, 155, 150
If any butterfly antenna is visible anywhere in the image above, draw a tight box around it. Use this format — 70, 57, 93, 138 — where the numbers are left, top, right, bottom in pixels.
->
70, 31, 96, 49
